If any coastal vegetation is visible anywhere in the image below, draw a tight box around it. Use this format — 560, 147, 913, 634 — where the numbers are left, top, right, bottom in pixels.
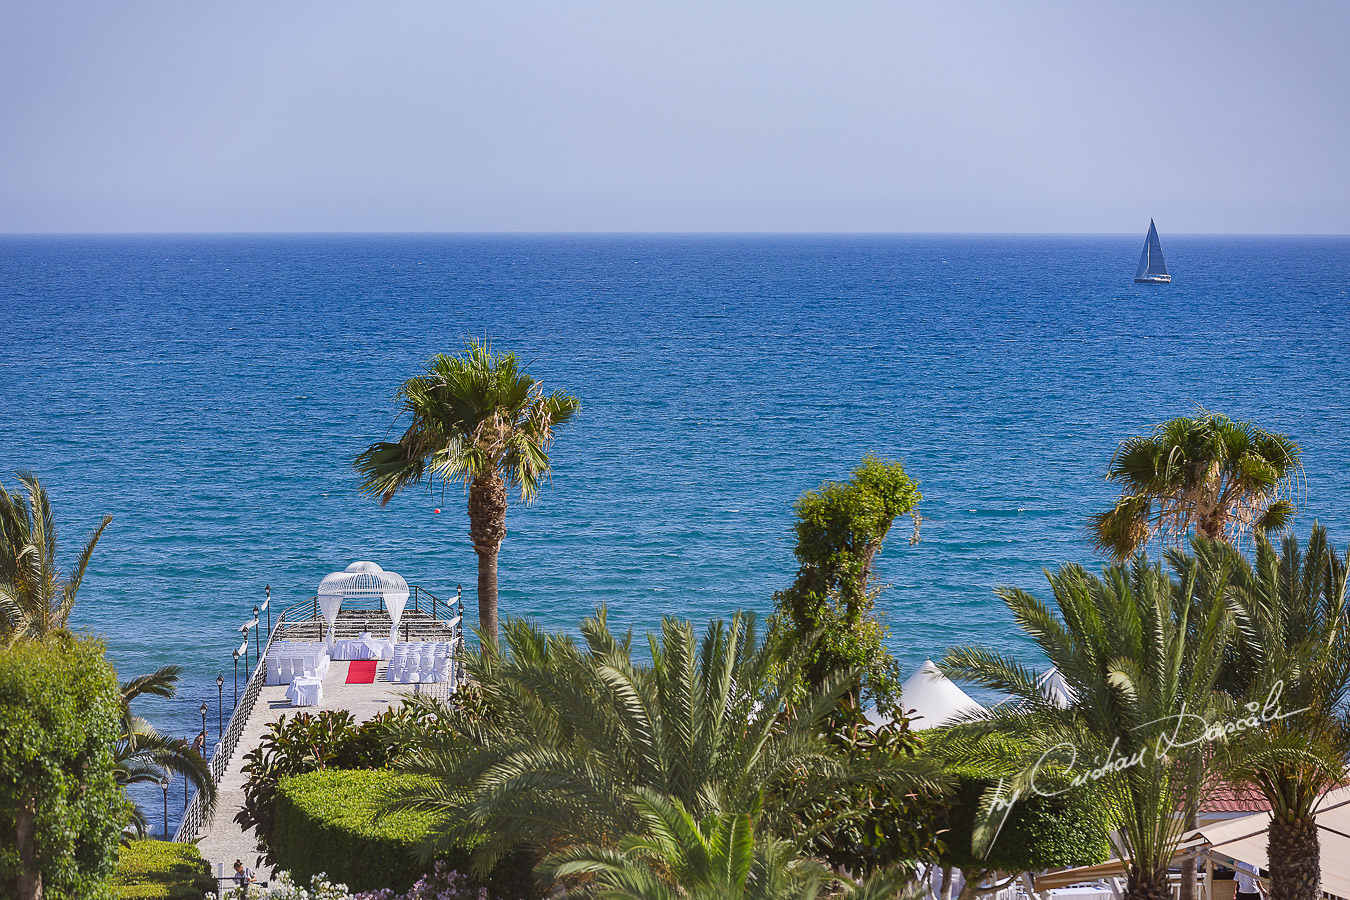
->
1, 634, 127, 900
109, 840, 214, 900
1090, 411, 1302, 561
770, 456, 921, 706
355, 340, 579, 642
0, 471, 112, 643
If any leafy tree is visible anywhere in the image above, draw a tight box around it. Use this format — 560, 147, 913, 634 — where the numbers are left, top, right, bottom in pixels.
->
1090, 411, 1301, 562
1175, 528, 1350, 900
770, 457, 921, 704
941, 556, 1233, 900
115, 665, 216, 836
383, 610, 941, 880
0, 471, 111, 643
0, 634, 128, 900
354, 340, 579, 642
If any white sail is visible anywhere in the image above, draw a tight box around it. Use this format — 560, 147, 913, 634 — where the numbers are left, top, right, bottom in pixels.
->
1134, 219, 1170, 282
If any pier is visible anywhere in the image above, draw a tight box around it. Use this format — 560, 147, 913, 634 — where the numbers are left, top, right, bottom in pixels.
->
177, 588, 464, 878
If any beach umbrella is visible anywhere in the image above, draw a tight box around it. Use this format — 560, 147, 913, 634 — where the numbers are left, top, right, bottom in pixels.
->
899, 659, 985, 730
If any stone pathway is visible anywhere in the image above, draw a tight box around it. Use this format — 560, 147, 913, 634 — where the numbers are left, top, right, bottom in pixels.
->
194, 659, 416, 882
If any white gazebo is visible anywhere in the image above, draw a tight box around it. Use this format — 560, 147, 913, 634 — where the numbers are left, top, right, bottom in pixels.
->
316, 561, 410, 647
899, 659, 986, 730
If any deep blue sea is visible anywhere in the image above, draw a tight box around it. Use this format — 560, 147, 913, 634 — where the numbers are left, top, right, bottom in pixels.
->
3, 234, 1349, 830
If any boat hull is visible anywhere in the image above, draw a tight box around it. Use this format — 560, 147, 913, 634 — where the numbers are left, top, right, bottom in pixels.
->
1134, 275, 1172, 284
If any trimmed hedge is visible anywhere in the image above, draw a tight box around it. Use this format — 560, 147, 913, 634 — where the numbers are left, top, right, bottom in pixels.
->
274, 769, 536, 898
109, 840, 214, 900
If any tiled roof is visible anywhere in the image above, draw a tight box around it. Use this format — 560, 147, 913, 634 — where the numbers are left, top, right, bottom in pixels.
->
1201, 782, 1272, 814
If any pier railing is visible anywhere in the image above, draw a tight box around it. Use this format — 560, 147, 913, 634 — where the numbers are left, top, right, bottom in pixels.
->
173, 584, 461, 842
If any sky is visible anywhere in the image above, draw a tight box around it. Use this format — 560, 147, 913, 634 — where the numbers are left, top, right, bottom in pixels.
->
2, 1, 1348, 234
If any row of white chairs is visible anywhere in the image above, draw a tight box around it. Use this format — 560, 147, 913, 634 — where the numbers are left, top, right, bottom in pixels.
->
266, 643, 331, 685
386, 641, 455, 684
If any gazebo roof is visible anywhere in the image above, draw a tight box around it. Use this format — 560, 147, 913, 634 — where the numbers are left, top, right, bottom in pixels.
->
317, 561, 409, 600
900, 660, 985, 730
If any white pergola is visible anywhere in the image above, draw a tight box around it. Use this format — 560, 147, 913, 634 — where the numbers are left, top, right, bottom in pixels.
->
316, 561, 410, 647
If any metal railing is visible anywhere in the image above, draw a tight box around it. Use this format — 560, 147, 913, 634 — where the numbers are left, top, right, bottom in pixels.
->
173, 584, 461, 842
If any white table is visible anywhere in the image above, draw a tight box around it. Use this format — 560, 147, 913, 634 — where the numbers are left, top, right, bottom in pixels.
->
333, 636, 393, 660
287, 676, 323, 707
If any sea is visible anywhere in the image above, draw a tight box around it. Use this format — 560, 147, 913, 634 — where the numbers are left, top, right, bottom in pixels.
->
2, 233, 1349, 832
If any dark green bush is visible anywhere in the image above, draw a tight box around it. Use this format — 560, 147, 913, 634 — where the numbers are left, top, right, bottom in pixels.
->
274, 769, 535, 898
0, 634, 127, 900
939, 774, 1110, 872
109, 840, 214, 900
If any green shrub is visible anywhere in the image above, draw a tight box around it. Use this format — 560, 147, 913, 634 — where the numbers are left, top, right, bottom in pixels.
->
0, 634, 127, 900
274, 769, 534, 898
109, 840, 214, 899
939, 774, 1110, 872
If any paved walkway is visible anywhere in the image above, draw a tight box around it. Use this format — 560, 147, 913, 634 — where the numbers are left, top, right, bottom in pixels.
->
195, 659, 417, 880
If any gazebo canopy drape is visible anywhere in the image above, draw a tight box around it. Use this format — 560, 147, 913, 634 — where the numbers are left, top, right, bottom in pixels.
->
316, 561, 411, 645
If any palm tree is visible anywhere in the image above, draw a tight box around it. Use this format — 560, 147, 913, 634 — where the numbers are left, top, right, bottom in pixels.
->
544, 788, 914, 900
355, 341, 579, 642
383, 610, 938, 878
116, 665, 216, 836
1176, 529, 1350, 900
0, 471, 111, 643
1090, 411, 1301, 562
941, 557, 1233, 900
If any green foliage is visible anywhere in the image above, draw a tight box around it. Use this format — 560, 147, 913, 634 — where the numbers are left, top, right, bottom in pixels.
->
937, 773, 1108, 872
109, 840, 214, 900
942, 556, 1233, 895
0, 634, 128, 899
274, 769, 534, 898
117, 666, 215, 837
237, 704, 455, 868
771, 456, 921, 703
1091, 410, 1302, 561
0, 470, 112, 643
804, 704, 945, 876
383, 610, 938, 880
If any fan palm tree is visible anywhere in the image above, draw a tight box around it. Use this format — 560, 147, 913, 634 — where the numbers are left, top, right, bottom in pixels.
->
941, 556, 1233, 900
1176, 529, 1350, 900
545, 788, 916, 900
355, 341, 579, 642
0, 471, 111, 643
1090, 411, 1302, 562
116, 665, 216, 835
382, 609, 938, 878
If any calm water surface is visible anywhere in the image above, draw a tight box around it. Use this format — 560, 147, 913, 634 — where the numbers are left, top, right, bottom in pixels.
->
3, 234, 1349, 829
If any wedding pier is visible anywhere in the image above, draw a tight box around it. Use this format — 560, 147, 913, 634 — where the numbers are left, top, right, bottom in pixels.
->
176, 563, 466, 879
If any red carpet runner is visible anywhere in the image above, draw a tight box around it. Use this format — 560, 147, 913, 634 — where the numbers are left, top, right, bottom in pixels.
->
345, 660, 378, 684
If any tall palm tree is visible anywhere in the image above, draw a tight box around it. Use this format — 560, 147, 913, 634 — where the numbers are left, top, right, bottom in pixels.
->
382, 610, 937, 878
116, 665, 216, 835
0, 471, 111, 643
1090, 411, 1302, 562
355, 341, 579, 642
941, 557, 1233, 900
1176, 529, 1350, 900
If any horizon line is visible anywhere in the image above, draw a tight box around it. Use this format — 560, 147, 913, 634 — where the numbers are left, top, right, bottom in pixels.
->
3, 229, 1350, 238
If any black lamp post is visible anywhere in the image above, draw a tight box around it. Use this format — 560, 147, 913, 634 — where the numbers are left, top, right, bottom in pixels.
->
216, 675, 224, 737
241, 623, 250, 679
200, 701, 209, 749
265, 584, 271, 636
232, 650, 240, 708
160, 774, 170, 839
253, 606, 260, 658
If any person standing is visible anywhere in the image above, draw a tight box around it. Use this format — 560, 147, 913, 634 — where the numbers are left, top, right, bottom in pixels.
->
1235, 860, 1264, 900
232, 859, 256, 897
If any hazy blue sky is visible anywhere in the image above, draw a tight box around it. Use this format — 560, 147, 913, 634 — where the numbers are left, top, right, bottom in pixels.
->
2, 1, 1347, 233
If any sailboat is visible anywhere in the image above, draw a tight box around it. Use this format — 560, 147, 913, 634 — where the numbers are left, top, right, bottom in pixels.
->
1134, 219, 1171, 284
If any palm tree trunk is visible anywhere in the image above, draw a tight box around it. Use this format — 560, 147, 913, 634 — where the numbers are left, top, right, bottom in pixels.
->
1268, 813, 1319, 900
468, 471, 508, 643
1125, 869, 1172, 900
16, 794, 42, 900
